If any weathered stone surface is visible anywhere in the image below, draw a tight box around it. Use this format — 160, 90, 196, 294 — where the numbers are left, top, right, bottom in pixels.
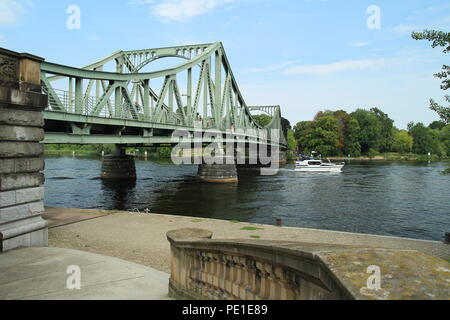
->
0, 51, 19, 85
167, 228, 213, 242
19, 56, 42, 87
198, 163, 238, 184
0, 125, 44, 142
101, 155, 136, 179
0, 190, 16, 208
0, 47, 47, 252
2, 228, 48, 251
319, 249, 450, 300
0, 201, 44, 224
0, 108, 44, 127
167, 229, 450, 300
0, 142, 44, 158
0, 216, 48, 250
0, 87, 47, 109
0, 187, 44, 208
0, 158, 44, 174
0, 173, 44, 191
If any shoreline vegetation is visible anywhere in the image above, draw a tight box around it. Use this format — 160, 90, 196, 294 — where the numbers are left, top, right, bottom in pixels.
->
44, 145, 450, 163
44, 144, 173, 159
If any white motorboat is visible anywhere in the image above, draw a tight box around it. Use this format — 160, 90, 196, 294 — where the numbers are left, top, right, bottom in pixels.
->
295, 156, 345, 173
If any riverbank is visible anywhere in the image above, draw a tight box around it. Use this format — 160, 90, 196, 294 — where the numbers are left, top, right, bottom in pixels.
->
45, 207, 450, 273
327, 153, 450, 162
45, 148, 450, 163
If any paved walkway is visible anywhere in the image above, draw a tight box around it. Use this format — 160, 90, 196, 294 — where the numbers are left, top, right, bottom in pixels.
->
0, 247, 170, 300
46, 207, 450, 274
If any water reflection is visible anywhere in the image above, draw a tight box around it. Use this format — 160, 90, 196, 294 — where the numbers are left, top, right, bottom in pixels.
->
101, 179, 137, 210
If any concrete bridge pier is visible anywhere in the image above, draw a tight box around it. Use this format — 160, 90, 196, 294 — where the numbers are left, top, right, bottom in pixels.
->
101, 145, 136, 180
197, 157, 238, 184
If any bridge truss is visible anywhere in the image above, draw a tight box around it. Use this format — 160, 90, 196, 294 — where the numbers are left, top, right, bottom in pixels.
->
41, 42, 286, 147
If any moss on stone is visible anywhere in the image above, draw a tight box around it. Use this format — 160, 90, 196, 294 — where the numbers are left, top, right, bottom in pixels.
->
241, 226, 264, 231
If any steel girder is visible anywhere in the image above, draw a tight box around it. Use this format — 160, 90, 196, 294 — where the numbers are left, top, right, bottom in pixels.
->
41, 42, 286, 147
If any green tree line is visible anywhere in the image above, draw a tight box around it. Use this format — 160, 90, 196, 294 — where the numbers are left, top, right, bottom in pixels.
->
287, 108, 450, 159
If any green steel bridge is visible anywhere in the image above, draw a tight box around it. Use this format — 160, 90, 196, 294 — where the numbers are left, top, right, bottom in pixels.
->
41, 42, 286, 149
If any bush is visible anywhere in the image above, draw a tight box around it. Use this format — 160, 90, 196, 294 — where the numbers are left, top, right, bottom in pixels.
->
368, 148, 378, 159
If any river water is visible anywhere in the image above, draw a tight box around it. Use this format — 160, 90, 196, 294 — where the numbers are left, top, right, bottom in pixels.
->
43, 156, 450, 241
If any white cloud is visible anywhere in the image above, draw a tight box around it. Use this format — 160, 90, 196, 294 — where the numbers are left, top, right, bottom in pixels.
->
243, 60, 301, 74
282, 59, 387, 76
416, 3, 450, 13
151, 0, 235, 22
349, 41, 368, 48
0, 0, 25, 26
391, 24, 424, 34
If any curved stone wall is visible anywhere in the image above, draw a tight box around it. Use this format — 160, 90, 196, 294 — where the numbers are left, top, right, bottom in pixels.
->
167, 229, 450, 300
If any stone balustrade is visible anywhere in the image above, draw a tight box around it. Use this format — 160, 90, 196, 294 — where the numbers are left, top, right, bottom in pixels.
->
167, 229, 450, 300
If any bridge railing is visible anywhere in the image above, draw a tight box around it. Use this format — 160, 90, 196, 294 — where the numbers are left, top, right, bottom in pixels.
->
45, 88, 190, 125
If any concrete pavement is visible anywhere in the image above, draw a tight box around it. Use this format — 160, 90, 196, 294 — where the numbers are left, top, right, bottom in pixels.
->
0, 246, 170, 300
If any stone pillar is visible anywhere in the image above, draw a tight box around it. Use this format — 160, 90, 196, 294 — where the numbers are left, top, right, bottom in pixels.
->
197, 157, 238, 183
0, 48, 48, 252
101, 145, 136, 179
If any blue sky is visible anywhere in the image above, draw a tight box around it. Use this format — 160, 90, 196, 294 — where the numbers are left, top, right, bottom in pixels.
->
1, 0, 449, 129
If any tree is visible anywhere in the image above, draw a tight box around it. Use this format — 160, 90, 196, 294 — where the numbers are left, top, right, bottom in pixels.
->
392, 130, 413, 154
440, 125, 450, 156
293, 121, 310, 142
351, 109, 383, 154
295, 116, 340, 156
371, 107, 395, 152
281, 117, 292, 140
429, 120, 446, 130
344, 118, 361, 157
408, 122, 442, 155
251, 114, 272, 127
412, 30, 450, 124
286, 130, 297, 157
315, 110, 352, 154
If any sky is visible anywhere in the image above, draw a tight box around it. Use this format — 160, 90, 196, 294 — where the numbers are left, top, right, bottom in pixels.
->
1, 0, 449, 129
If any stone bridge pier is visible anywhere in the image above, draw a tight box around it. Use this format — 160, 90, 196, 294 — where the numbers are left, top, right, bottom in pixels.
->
197, 158, 238, 184
101, 145, 137, 180
196, 142, 287, 183
0, 48, 48, 251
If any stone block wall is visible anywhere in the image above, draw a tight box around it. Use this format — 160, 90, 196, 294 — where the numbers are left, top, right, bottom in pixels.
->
0, 48, 48, 252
